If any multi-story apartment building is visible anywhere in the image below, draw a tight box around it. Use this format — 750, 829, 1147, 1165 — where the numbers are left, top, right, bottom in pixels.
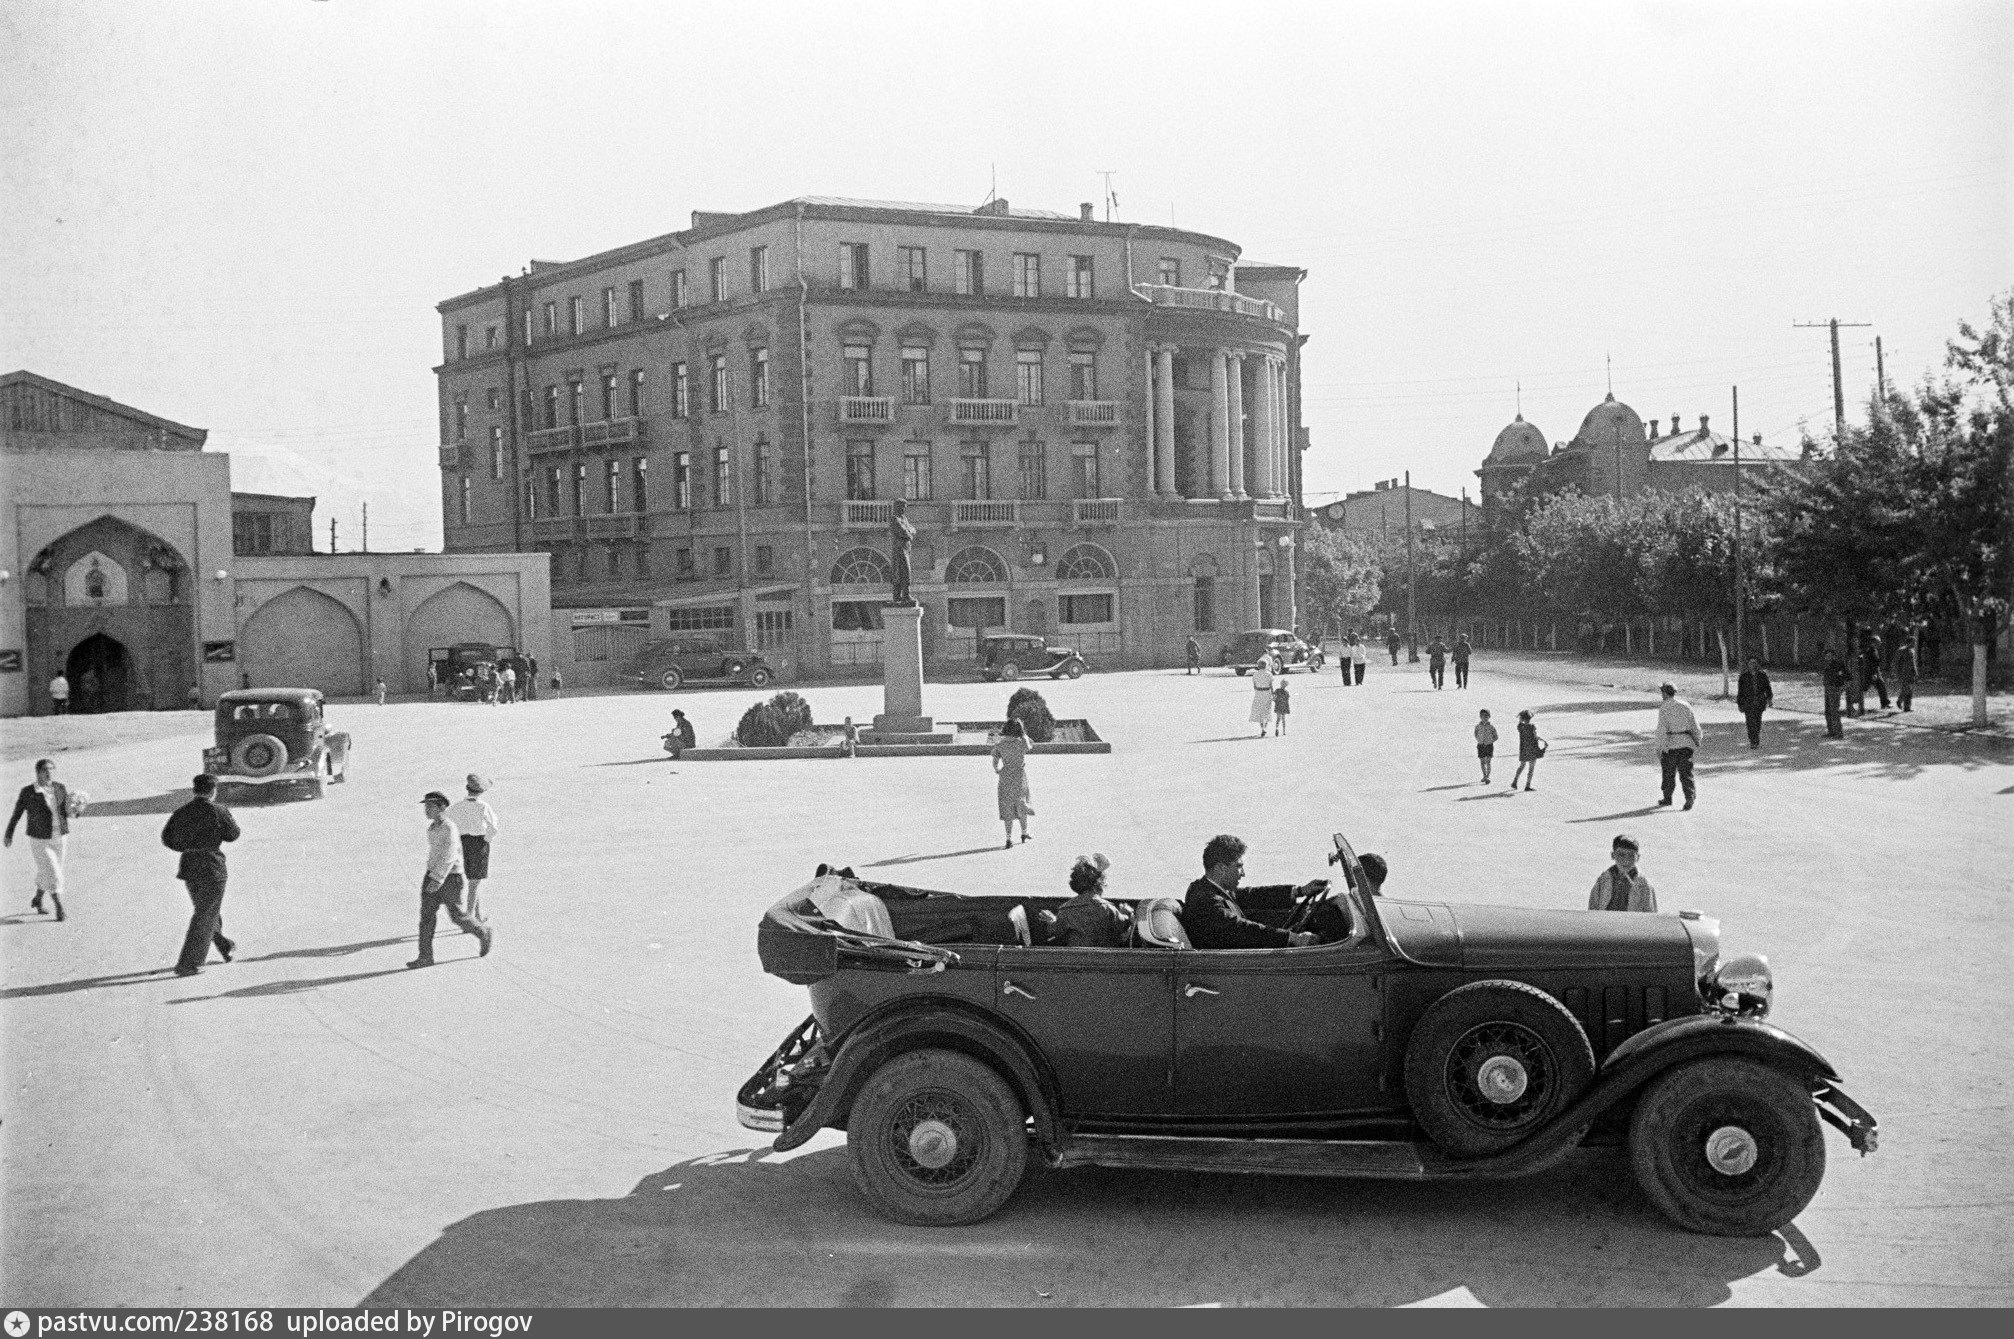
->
433, 197, 1308, 676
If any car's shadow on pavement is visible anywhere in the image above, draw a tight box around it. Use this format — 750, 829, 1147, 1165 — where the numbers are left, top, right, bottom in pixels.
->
360, 1145, 1803, 1307
77, 789, 190, 817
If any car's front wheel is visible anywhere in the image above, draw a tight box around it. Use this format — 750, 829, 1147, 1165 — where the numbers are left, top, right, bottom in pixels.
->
748, 666, 773, 688
1063, 661, 1084, 679
657, 667, 684, 691
847, 1049, 1028, 1227
1404, 979, 1595, 1158
998, 662, 1021, 681
1628, 1057, 1825, 1236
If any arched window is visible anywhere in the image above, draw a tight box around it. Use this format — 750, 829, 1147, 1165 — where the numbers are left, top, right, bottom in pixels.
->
85, 568, 106, 600
944, 546, 1008, 584
830, 547, 892, 585
1056, 543, 1117, 581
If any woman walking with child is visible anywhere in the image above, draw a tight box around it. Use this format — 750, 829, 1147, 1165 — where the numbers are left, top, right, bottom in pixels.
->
1249, 654, 1278, 738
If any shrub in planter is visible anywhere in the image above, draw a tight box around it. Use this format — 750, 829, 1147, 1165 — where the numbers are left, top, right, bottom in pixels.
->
1006, 687, 1056, 743
767, 691, 813, 738
736, 701, 791, 748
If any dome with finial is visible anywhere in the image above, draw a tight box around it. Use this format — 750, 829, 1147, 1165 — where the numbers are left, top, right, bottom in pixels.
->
1573, 392, 1646, 448
1487, 414, 1550, 464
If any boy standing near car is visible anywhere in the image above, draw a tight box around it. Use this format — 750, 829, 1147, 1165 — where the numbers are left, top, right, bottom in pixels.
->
411, 791, 491, 968
1587, 835, 1658, 912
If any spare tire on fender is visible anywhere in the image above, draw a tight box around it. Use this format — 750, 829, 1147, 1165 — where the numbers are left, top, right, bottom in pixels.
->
1404, 979, 1596, 1158
230, 733, 289, 777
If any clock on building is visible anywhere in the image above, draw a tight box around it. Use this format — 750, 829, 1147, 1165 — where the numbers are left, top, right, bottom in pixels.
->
1325, 501, 1347, 522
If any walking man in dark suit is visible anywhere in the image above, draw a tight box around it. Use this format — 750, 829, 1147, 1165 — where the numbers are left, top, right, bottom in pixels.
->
1736, 655, 1774, 749
1452, 634, 1473, 688
6, 758, 74, 919
162, 774, 240, 976
1181, 834, 1322, 949
1821, 645, 1847, 738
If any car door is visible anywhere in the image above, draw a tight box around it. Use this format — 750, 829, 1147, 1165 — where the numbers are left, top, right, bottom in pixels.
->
1172, 942, 1386, 1116
993, 944, 1178, 1116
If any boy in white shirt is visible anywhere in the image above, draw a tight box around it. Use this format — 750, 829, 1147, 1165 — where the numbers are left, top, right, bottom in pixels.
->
411, 791, 491, 968
445, 774, 501, 922
1473, 709, 1499, 785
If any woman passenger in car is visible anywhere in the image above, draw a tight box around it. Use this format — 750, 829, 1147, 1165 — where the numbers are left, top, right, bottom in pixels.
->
1050, 853, 1129, 948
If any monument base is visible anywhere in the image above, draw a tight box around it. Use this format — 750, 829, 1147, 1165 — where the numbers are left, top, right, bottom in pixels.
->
871, 713, 936, 736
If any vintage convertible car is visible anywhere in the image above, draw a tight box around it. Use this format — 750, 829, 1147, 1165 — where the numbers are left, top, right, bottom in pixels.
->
738, 834, 1877, 1235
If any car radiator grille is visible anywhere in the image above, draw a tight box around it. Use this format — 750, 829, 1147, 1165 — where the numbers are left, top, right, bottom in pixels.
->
1563, 984, 1670, 1058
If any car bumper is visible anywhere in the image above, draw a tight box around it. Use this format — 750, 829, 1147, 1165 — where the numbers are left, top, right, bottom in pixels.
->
735, 1016, 828, 1140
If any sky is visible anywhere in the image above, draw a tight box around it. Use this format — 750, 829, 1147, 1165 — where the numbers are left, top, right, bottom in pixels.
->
3, 0, 2008, 551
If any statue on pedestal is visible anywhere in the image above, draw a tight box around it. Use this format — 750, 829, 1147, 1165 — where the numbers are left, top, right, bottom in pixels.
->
888, 498, 918, 607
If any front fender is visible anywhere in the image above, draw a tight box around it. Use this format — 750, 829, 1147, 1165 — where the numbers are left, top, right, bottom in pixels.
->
773, 1000, 1060, 1154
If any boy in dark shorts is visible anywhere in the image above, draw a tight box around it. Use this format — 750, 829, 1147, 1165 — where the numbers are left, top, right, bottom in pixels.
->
1474, 708, 1498, 784
1272, 679, 1292, 735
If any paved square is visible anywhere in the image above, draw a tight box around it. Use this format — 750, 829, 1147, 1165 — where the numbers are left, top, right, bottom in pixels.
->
3, 659, 2010, 1306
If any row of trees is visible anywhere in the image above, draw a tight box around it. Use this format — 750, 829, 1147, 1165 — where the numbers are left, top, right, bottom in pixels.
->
1299, 293, 2013, 723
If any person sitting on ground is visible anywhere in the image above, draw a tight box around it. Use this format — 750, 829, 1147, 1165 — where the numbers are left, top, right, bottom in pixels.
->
1182, 833, 1322, 949
1587, 834, 1658, 913
663, 708, 697, 758
1049, 853, 1130, 948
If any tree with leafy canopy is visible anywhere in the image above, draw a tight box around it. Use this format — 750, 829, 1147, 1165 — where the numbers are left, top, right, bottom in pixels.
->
1298, 528, 1382, 639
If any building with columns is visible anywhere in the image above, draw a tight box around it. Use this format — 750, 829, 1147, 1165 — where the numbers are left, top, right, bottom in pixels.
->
434, 198, 1309, 679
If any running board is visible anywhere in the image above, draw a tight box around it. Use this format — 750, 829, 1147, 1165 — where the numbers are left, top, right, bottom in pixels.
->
1047, 1133, 1439, 1180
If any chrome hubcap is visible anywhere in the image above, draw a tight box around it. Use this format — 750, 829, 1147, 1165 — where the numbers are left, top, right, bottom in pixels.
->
907, 1118, 959, 1170
1476, 1055, 1529, 1104
1704, 1124, 1759, 1176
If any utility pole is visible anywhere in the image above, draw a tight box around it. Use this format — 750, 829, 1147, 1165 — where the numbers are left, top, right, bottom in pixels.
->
1732, 385, 1744, 665
1794, 318, 1872, 440
1456, 487, 1467, 639
329, 517, 337, 553
362, 502, 369, 553
1097, 170, 1118, 222
1614, 423, 1623, 502
1404, 471, 1418, 662
1875, 336, 1886, 401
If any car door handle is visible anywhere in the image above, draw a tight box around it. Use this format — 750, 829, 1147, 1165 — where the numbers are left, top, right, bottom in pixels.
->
1002, 981, 1037, 1000
1182, 983, 1220, 998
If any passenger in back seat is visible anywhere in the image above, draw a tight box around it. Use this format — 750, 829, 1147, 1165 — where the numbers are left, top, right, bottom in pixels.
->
1050, 853, 1129, 948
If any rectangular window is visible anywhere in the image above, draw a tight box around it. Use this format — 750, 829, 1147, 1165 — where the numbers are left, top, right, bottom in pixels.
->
1066, 255, 1094, 299
1072, 442, 1101, 497
1208, 259, 1230, 290
714, 545, 731, 576
670, 268, 688, 310
569, 295, 582, 335
755, 544, 773, 575
1070, 352, 1098, 400
1193, 576, 1215, 632
947, 596, 1006, 629
568, 380, 584, 425
1013, 253, 1041, 298
633, 457, 648, 512
709, 354, 728, 412
601, 372, 617, 421
709, 257, 726, 303
543, 301, 558, 336
454, 396, 468, 442
667, 604, 735, 630
605, 458, 621, 512
755, 608, 792, 650
458, 475, 471, 524
714, 445, 732, 506
901, 246, 927, 292
485, 325, 499, 350
456, 324, 468, 360
1157, 257, 1180, 287
1015, 350, 1043, 406
489, 425, 503, 480
523, 476, 537, 521
671, 362, 690, 418
901, 346, 930, 405
957, 348, 986, 398
522, 308, 533, 346
486, 386, 500, 411
832, 601, 885, 632
635, 544, 651, 579
602, 286, 617, 329
754, 439, 773, 504
673, 452, 692, 509
676, 547, 694, 575
521, 386, 534, 427
543, 385, 559, 429
629, 369, 646, 416
961, 444, 990, 500
750, 245, 769, 293
903, 448, 932, 501
573, 461, 588, 516
546, 467, 562, 515
843, 343, 873, 397
607, 547, 622, 579
846, 440, 876, 501
1060, 593, 1114, 624
750, 347, 769, 408
838, 242, 869, 290
954, 249, 984, 296
628, 279, 645, 323
1018, 441, 1046, 500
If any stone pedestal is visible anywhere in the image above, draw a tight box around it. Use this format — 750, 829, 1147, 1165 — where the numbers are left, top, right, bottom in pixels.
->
873, 603, 934, 736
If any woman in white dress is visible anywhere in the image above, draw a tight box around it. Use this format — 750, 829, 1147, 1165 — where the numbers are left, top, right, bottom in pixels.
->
1249, 655, 1278, 737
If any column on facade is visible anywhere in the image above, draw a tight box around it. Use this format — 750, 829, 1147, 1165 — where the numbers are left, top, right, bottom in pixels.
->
1251, 353, 1276, 499
1210, 352, 1233, 499
1227, 352, 1247, 500
1273, 357, 1290, 500
1154, 346, 1178, 498
1143, 346, 1159, 497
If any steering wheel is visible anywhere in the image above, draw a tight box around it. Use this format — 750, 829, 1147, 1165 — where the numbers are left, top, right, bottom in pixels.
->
1284, 879, 1333, 934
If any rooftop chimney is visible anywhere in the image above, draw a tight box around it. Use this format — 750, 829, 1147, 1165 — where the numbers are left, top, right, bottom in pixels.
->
1671, 413, 1681, 436
1700, 414, 1710, 432
1649, 420, 1660, 440
1080, 202, 1095, 222
1753, 433, 1762, 446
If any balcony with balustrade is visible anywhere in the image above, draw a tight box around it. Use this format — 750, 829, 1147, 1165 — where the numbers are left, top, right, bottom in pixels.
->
581, 417, 646, 449
838, 397, 894, 425
950, 499, 1018, 528
1132, 283, 1285, 323
527, 425, 579, 457
949, 399, 1019, 427
584, 513, 639, 540
1071, 498, 1123, 526
842, 499, 895, 528
530, 516, 581, 542
1067, 401, 1120, 428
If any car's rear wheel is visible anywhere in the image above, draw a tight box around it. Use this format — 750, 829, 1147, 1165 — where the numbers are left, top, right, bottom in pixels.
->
657, 667, 684, 691
999, 662, 1021, 681
1628, 1057, 1824, 1236
847, 1048, 1028, 1227
1234, 666, 1250, 676
1063, 661, 1084, 679
1308, 654, 1325, 672
1404, 979, 1595, 1158
749, 666, 773, 688
230, 734, 289, 777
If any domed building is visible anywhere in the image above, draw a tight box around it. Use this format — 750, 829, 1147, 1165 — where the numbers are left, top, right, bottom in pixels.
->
1474, 413, 1550, 503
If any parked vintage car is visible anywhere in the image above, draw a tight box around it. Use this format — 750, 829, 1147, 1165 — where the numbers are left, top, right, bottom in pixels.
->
739, 833, 1877, 1235
1223, 628, 1324, 674
978, 634, 1087, 682
202, 688, 351, 801
619, 633, 781, 691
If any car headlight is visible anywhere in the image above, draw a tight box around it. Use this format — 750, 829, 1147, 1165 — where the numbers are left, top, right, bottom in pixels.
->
1709, 952, 1773, 1019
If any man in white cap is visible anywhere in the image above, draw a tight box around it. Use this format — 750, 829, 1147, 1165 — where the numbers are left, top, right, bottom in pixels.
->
445, 774, 500, 923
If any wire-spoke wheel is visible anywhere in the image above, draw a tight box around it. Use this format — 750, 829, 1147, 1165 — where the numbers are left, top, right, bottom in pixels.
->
1404, 980, 1595, 1158
848, 1049, 1028, 1226
1629, 1056, 1825, 1236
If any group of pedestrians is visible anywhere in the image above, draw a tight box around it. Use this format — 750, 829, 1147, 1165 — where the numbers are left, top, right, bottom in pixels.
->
1424, 634, 1473, 689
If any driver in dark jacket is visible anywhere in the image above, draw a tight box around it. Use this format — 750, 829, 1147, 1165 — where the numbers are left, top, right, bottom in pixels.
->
1182, 834, 1321, 949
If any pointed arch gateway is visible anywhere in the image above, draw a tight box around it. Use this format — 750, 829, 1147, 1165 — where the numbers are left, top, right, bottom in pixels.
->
405, 581, 516, 690
239, 586, 365, 696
